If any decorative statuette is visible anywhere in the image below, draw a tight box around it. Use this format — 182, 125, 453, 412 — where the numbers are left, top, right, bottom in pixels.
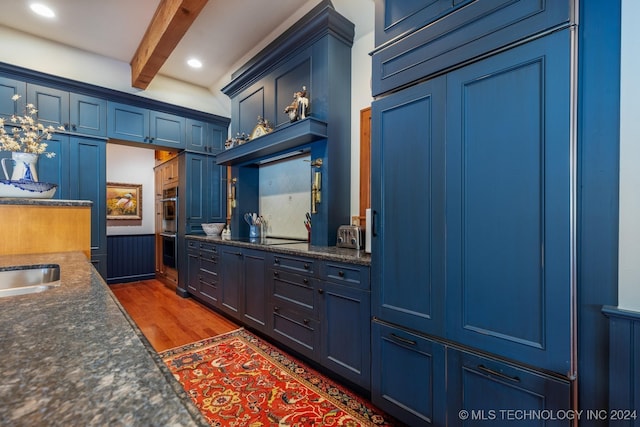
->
284, 86, 309, 122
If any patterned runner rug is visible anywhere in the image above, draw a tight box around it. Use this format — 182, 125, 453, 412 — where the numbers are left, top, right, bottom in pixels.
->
160, 328, 395, 426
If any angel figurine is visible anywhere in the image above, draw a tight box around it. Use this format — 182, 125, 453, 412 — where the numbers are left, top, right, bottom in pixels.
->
284, 86, 309, 122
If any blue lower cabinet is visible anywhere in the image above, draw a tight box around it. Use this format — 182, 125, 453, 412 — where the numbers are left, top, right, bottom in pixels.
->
242, 248, 267, 333
371, 320, 446, 427
446, 348, 571, 426
320, 280, 371, 389
219, 245, 243, 320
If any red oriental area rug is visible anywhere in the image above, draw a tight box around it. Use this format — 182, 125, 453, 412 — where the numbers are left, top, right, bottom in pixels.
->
160, 328, 395, 426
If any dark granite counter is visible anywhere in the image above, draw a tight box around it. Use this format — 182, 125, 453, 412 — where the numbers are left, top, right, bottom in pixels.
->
0, 198, 93, 206
187, 235, 371, 266
0, 252, 208, 427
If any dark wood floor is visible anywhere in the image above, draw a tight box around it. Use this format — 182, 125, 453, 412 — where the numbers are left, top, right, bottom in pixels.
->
110, 279, 239, 352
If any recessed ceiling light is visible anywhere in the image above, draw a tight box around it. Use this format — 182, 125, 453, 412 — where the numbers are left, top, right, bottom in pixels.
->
30, 3, 55, 18
187, 58, 203, 69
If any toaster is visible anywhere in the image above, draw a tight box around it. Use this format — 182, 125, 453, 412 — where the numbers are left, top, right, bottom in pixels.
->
337, 225, 363, 249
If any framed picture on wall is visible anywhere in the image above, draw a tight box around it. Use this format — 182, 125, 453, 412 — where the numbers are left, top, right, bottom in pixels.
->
106, 182, 142, 220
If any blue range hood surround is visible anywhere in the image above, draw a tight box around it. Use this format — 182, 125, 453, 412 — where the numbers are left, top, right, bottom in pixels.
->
221, 0, 354, 246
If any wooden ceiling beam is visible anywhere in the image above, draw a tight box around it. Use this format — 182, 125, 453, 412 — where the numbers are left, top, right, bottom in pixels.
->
130, 0, 208, 89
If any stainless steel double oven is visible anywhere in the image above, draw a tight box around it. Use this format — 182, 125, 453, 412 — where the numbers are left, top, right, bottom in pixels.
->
160, 187, 178, 270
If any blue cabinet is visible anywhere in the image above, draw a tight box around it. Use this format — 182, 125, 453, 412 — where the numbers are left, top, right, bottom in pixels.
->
186, 118, 226, 154
37, 135, 107, 278
186, 240, 220, 307
219, 244, 243, 320
447, 348, 571, 426
371, 320, 446, 427
107, 102, 185, 149
371, 0, 571, 95
180, 152, 226, 234
0, 76, 25, 119
25, 84, 106, 136
445, 29, 572, 373
319, 261, 371, 390
242, 248, 268, 332
371, 76, 446, 336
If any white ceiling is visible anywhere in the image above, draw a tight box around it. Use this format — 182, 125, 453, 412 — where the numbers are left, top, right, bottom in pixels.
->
0, 0, 374, 91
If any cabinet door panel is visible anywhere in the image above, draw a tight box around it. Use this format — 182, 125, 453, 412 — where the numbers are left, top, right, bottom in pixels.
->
445, 30, 572, 373
320, 282, 371, 389
371, 320, 446, 427
69, 137, 106, 255
0, 76, 25, 119
447, 348, 571, 426
26, 84, 69, 129
371, 77, 446, 335
70, 93, 106, 136
243, 249, 267, 331
150, 111, 185, 149
107, 102, 148, 143
219, 245, 243, 319
206, 155, 226, 222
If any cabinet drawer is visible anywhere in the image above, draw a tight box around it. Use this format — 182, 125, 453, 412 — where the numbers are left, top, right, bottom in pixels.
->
199, 274, 219, 305
372, 0, 572, 96
272, 254, 315, 275
200, 253, 218, 274
372, 320, 446, 426
447, 348, 571, 426
270, 304, 318, 359
197, 241, 218, 253
271, 269, 316, 315
323, 262, 370, 289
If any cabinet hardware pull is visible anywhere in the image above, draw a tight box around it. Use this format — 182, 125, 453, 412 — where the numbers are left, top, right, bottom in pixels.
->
273, 271, 279, 277
304, 263, 310, 270
274, 306, 280, 312
303, 319, 310, 325
477, 365, 521, 383
389, 333, 417, 346
274, 258, 280, 264
303, 278, 309, 284
235, 252, 242, 256
372, 210, 377, 237
338, 271, 345, 277
318, 288, 324, 294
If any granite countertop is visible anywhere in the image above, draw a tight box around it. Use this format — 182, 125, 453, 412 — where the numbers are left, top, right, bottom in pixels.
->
186, 235, 371, 266
0, 199, 93, 206
0, 252, 208, 427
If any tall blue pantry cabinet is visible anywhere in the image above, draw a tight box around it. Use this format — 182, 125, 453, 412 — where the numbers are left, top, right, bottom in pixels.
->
370, 1, 620, 426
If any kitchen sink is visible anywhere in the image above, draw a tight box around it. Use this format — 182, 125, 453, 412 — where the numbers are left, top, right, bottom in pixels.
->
0, 264, 61, 298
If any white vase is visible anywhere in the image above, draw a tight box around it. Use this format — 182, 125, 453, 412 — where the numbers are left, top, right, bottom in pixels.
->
1, 152, 39, 182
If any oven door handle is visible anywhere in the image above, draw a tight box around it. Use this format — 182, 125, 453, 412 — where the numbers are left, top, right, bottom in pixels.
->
159, 232, 177, 238
160, 197, 177, 203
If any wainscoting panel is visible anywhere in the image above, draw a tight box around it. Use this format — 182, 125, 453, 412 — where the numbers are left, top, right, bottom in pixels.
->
603, 305, 640, 426
107, 234, 155, 284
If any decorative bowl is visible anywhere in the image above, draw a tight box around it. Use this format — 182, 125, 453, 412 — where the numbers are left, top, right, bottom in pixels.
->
202, 223, 225, 236
0, 180, 57, 199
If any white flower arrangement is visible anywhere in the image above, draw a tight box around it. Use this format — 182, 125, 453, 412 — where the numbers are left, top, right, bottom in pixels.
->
0, 94, 64, 158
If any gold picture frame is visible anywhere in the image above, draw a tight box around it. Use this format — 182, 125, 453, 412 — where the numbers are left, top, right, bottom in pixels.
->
106, 182, 142, 220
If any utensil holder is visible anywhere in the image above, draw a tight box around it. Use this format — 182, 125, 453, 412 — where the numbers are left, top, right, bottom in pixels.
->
249, 225, 260, 238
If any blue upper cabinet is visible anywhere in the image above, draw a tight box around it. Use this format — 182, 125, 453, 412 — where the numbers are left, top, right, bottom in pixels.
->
186, 118, 226, 154
371, 76, 446, 336
0, 76, 25, 119
26, 84, 70, 129
445, 29, 572, 373
149, 110, 185, 149
371, 0, 572, 96
70, 93, 107, 136
107, 102, 148, 143
27, 84, 107, 136
107, 102, 186, 149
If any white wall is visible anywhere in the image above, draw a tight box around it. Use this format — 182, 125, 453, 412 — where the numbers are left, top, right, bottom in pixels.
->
0, 26, 230, 117
106, 144, 156, 235
617, 0, 640, 311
